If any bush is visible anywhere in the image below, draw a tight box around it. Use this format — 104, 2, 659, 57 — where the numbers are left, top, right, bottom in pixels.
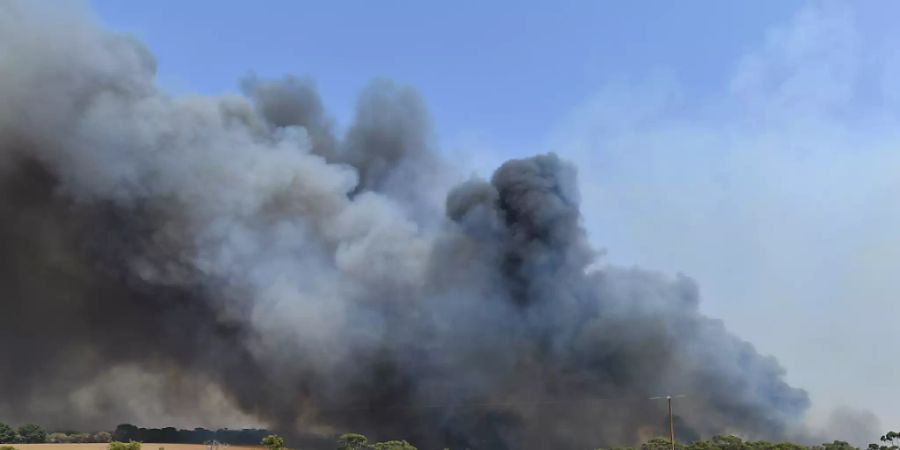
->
370, 441, 416, 450
0, 445, 17, 450
0, 423, 14, 444
16, 425, 45, 444
336, 434, 417, 450
71, 433, 93, 443
337, 433, 368, 450
261, 434, 284, 450
108, 441, 142, 450
47, 433, 70, 444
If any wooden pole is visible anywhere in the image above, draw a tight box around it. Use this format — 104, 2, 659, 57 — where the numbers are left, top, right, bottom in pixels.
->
668, 396, 675, 450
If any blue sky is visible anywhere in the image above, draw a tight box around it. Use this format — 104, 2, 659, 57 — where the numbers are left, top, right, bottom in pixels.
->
89, 0, 802, 153
90, 0, 900, 439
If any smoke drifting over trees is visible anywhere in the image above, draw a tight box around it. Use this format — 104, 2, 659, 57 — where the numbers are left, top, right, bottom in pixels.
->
0, 2, 809, 449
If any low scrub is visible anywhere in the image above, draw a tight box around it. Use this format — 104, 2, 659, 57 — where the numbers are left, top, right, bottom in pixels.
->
108, 441, 142, 450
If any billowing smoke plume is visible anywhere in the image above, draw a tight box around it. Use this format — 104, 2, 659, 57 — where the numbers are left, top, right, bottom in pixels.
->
0, 2, 809, 449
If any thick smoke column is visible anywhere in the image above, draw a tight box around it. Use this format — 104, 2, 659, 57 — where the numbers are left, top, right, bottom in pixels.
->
0, 2, 809, 449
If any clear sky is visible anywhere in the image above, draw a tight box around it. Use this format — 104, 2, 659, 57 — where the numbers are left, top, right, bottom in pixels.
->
88, 1, 802, 153
90, 0, 900, 435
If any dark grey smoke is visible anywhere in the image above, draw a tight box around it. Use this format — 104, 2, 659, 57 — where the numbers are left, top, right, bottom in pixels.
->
0, 2, 809, 449
241, 75, 339, 162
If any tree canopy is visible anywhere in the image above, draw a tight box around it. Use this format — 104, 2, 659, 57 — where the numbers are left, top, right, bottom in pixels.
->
261, 434, 284, 450
337, 433, 415, 450
16, 424, 46, 444
0, 423, 16, 444
594, 434, 900, 450
108, 441, 141, 450
337, 433, 369, 450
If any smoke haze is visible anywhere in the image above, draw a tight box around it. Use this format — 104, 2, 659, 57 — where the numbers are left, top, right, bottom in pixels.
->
0, 2, 809, 448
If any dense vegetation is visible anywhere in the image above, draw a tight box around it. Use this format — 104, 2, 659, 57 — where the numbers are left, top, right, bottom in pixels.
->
0, 422, 897, 450
0, 423, 268, 445
336, 433, 416, 450
112, 424, 270, 445
262, 434, 286, 450
0, 423, 47, 444
326, 431, 900, 450
48, 432, 112, 443
108, 441, 142, 450
599, 435, 869, 450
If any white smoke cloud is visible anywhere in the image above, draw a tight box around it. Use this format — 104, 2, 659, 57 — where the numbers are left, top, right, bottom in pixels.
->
4, 1, 881, 448
552, 2, 900, 442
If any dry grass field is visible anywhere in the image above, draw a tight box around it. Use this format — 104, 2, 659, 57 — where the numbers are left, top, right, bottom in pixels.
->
13, 444, 264, 450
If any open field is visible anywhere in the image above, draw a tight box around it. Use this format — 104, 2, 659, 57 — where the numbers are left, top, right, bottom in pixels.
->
13, 445, 264, 450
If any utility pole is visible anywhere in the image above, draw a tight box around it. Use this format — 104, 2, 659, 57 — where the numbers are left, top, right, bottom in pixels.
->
667, 396, 675, 450
650, 394, 685, 450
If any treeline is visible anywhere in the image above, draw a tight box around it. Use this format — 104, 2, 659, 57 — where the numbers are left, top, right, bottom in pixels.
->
48, 431, 111, 443
599, 432, 900, 450
0, 422, 270, 446
327, 431, 900, 450
112, 424, 270, 445
328, 432, 900, 450
3, 423, 900, 450
0, 423, 49, 444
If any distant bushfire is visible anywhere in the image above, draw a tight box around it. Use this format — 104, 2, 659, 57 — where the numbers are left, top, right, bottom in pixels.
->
0, 2, 808, 449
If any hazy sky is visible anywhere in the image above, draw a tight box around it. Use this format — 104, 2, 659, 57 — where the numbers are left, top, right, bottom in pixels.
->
89, 0, 899, 433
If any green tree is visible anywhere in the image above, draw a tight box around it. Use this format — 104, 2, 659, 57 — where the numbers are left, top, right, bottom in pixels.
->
642, 437, 683, 450
337, 433, 369, 450
72, 433, 93, 443
261, 434, 284, 450
869, 431, 900, 450
47, 433, 70, 443
684, 440, 718, 450
113, 424, 138, 443
370, 440, 416, 450
94, 432, 113, 443
335, 433, 416, 450
0, 424, 16, 444
16, 424, 46, 443
768, 443, 807, 450
108, 440, 142, 450
817, 442, 857, 450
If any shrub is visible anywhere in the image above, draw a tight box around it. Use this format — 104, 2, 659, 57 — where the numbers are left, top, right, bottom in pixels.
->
16, 425, 46, 444
337, 433, 368, 450
108, 440, 142, 450
370, 441, 416, 450
0, 423, 14, 444
261, 434, 284, 450
0, 445, 17, 450
71, 433, 93, 443
47, 433, 70, 444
